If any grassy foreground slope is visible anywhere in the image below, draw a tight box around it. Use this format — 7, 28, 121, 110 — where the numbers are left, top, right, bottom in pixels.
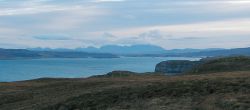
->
0, 71, 250, 110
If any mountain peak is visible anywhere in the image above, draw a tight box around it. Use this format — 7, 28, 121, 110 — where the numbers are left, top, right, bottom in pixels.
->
84, 44, 167, 55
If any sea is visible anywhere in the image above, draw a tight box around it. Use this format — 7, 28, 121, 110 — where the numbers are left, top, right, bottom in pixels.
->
0, 57, 200, 82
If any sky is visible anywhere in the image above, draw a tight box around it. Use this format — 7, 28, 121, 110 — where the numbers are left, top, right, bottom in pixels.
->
0, 0, 250, 49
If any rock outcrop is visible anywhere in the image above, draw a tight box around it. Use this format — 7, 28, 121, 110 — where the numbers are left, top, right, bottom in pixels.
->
155, 60, 200, 74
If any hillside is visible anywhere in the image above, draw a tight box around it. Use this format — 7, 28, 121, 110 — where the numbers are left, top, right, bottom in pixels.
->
171, 47, 250, 57
0, 49, 40, 59
189, 56, 250, 74
0, 48, 118, 59
155, 56, 250, 75
0, 71, 250, 110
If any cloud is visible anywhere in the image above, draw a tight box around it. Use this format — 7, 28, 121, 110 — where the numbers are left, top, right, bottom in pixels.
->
0, 0, 250, 49
138, 30, 168, 39
169, 0, 250, 4
33, 34, 71, 40
106, 18, 250, 37
168, 37, 205, 41
0, 3, 96, 16
89, 18, 250, 49
93, 0, 125, 3
36, 6, 107, 31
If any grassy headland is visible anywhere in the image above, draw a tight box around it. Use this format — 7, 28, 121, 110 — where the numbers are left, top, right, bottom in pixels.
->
189, 56, 250, 74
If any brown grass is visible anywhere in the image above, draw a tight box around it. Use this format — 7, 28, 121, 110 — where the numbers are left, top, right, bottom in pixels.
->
0, 71, 250, 110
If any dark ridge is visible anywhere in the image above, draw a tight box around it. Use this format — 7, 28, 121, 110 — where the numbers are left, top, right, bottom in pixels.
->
188, 56, 250, 74
155, 56, 250, 75
0, 48, 119, 59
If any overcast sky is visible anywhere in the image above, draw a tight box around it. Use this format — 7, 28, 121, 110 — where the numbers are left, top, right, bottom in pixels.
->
0, 0, 250, 49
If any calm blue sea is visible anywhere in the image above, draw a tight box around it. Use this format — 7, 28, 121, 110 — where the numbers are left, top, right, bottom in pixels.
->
0, 57, 200, 82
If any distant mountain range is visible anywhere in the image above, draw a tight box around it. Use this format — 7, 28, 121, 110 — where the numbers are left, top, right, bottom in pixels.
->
1, 45, 250, 59
28, 45, 224, 55
29, 45, 167, 55
27, 45, 250, 57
